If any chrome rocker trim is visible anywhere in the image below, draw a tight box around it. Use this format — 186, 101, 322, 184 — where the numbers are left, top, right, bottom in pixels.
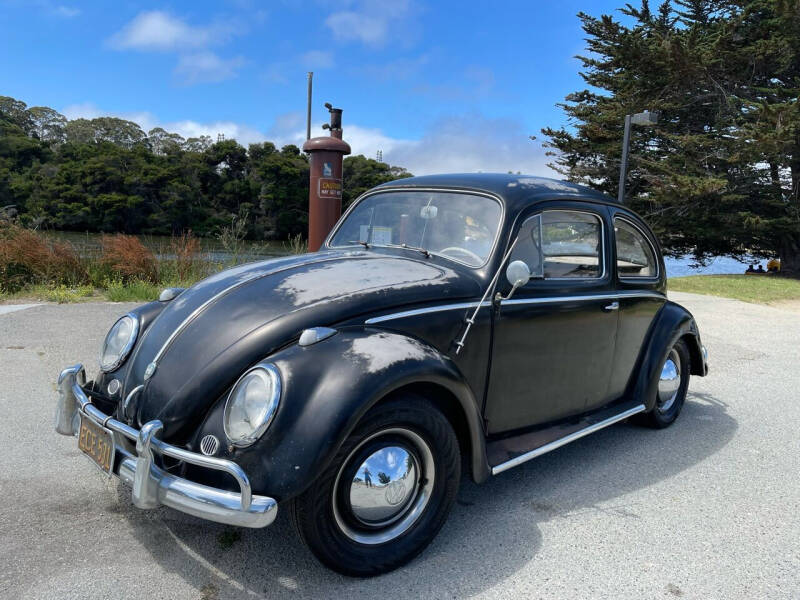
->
55, 364, 277, 528
491, 404, 646, 475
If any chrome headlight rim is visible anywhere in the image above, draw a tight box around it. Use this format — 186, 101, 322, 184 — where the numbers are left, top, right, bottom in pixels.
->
98, 313, 140, 373
223, 362, 282, 448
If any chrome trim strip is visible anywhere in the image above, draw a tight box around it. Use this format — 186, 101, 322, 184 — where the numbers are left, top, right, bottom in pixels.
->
55, 364, 275, 528
364, 291, 665, 325
365, 301, 491, 325
500, 290, 665, 307
491, 404, 646, 475
149, 255, 346, 368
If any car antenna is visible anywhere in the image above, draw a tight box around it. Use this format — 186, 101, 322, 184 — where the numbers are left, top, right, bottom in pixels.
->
454, 237, 519, 355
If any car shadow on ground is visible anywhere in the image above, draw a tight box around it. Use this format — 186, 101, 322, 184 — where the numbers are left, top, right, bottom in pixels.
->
117, 392, 735, 599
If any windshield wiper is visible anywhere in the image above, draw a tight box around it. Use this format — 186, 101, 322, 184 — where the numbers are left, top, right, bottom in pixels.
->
400, 244, 430, 258
347, 240, 370, 249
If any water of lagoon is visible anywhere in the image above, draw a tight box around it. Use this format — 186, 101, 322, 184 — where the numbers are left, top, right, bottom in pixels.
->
47, 231, 755, 279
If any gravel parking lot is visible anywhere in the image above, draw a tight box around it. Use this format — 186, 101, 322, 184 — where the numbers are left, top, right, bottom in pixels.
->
1, 292, 798, 599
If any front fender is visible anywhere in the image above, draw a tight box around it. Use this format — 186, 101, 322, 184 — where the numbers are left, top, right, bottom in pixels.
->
193, 328, 489, 501
633, 300, 706, 412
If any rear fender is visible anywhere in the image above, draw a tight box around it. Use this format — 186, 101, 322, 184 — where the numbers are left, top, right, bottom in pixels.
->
633, 300, 706, 412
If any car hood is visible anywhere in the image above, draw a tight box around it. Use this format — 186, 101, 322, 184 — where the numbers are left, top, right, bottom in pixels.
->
125, 249, 479, 438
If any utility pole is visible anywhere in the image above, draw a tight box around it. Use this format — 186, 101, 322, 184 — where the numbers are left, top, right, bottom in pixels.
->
618, 110, 659, 203
306, 72, 313, 141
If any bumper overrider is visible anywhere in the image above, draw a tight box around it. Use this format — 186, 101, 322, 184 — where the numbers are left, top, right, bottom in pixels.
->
54, 364, 277, 528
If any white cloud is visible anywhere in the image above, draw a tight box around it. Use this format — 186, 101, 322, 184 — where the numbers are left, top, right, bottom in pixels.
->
385, 114, 553, 177
108, 11, 243, 85
324, 0, 414, 46
59, 104, 557, 176
270, 110, 556, 177
60, 103, 265, 146
108, 11, 222, 51
53, 5, 80, 17
325, 12, 387, 45
175, 52, 245, 84
300, 50, 334, 70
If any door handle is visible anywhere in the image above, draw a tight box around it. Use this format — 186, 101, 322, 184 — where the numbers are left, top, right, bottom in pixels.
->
604, 301, 619, 311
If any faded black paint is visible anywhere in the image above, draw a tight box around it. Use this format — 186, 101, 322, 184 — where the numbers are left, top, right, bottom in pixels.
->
90, 173, 706, 501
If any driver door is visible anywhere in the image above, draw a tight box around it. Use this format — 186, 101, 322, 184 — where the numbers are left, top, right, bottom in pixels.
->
484, 205, 619, 435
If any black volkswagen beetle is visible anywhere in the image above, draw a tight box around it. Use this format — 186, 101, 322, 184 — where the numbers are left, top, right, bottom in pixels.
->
55, 173, 708, 576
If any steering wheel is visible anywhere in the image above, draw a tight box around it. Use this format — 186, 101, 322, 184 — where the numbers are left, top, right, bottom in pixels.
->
439, 246, 483, 265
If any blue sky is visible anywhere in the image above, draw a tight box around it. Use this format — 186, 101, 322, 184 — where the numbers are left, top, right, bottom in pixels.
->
1, 0, 624, 176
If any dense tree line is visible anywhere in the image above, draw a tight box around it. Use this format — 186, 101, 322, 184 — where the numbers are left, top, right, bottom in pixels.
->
543, 0, 800, 273
0, 95, 411, 240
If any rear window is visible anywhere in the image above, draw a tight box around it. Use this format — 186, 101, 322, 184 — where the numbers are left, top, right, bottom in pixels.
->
615, 218, 657, 278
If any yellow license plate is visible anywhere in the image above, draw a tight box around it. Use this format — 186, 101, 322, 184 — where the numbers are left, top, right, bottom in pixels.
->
78, 414, 114, 475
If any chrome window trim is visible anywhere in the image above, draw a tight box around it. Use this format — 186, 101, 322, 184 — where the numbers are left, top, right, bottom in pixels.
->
364, 291, 665, 325
325, 187, 506, 270
614, 215, 660, 281
535, 208, 607, 281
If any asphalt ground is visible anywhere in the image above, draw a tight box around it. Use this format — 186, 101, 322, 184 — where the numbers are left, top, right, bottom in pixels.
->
0, 292, 797, 599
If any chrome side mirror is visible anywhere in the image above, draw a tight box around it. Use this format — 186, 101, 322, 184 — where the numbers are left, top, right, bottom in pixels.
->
496, 260, 531, 301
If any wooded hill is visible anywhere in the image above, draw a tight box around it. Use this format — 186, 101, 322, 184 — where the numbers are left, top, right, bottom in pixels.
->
0, 95, 411, 240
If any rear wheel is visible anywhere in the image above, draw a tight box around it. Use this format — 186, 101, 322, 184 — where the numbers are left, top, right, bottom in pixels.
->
289, 395, 460, 576
639, 339, 690, 428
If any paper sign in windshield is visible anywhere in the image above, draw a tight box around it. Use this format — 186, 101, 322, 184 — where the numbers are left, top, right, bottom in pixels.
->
360, 225, 392, 245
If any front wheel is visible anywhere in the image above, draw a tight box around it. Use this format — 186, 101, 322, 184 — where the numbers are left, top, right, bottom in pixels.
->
289, 395, 461, 576
639, 339, 690, 428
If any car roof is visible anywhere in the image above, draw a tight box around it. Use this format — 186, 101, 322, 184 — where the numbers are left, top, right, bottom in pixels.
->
374, 173, 615, 214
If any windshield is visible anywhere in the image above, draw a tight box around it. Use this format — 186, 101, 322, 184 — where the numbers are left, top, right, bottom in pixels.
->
329, 191, 502, 267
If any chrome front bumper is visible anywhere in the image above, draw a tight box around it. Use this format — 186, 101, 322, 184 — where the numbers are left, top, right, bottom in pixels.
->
55, 364, 277, 528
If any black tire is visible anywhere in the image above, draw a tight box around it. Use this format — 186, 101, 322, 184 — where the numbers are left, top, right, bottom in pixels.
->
289, 394, 461, 577
639, 339, 690, 429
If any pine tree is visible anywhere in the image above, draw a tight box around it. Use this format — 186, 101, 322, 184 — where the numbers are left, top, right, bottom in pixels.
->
543, 0, 800, 273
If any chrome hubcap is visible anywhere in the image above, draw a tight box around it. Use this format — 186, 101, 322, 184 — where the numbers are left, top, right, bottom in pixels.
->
657, 348, 681, 412
350, 445, 418, 526
333, 428, 435, 545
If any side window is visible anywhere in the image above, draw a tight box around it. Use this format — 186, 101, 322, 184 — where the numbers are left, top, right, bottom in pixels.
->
510, 210, 604, 279
615, 218, 657, 278
541, 210, 603, 278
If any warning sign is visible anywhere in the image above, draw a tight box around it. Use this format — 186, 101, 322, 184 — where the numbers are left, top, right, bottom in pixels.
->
319, 177, 343, 198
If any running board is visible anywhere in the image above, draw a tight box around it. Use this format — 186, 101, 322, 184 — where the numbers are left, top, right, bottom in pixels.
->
490, 404, 646, 475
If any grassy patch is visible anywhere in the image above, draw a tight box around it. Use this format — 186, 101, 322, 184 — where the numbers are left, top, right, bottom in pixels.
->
669, 274, 800, 303
0, 283, 99, 304
104, 279, 162, 302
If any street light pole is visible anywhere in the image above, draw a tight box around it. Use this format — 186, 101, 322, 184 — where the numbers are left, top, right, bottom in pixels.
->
617, 110, 659, 203
617, 114, 632, 203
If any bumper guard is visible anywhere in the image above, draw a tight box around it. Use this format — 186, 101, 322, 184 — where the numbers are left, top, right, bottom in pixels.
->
55, 364, 277, 528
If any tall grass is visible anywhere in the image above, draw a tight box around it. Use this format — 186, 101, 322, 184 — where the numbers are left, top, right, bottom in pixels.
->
0, 221, 306, 302
0, 222, 87, 292
0, 222, 215, 301
99, 234, 159, 283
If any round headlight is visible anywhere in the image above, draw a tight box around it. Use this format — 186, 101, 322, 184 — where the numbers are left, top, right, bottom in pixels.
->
99, 314, 139, 372
223, 363, 281, 447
